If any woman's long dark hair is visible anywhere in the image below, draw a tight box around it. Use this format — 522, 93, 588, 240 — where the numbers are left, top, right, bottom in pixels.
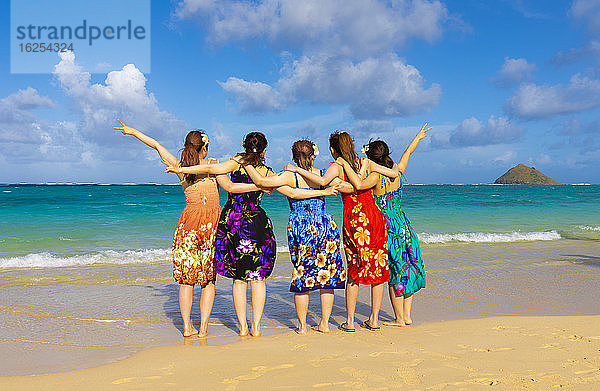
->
239, 131, 268, 166
291, 139, 314, 171
329, 131, 359, 172
365, 140, 394, 168
180, 130, 207, 183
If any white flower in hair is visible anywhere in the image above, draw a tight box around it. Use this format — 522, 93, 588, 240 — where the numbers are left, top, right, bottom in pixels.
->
202, 134, 209, 144
252, 148, 257, 153
313, 145, 319, 156
361, 144, 369, 154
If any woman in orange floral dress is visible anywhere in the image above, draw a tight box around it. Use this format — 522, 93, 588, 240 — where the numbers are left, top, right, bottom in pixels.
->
286, 131, 396, 332
114, 121, 260, 338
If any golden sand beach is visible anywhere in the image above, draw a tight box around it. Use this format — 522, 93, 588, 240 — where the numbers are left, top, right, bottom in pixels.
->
2, 315, 599, 390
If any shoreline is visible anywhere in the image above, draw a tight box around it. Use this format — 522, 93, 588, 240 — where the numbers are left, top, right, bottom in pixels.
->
2, 239, 600, 377
2, 315, 599, 390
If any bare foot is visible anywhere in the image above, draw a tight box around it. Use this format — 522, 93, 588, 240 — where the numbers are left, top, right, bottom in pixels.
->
250, 324, 261, 337
239, 325, 249, 337
404, 318, 413, 325
384, 320, 407, 327
198, 330, 208, 338
183, 327, 198, 337
295, 327, 308, 335
312, 324, 330, 333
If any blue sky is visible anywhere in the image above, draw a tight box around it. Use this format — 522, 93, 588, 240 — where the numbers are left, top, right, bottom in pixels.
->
1, 0, 599, 184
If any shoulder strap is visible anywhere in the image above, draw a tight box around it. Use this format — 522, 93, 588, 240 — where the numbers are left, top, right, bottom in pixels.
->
319, 169, 324, 190
381, 174, 387, 193
294, 172, 299, 188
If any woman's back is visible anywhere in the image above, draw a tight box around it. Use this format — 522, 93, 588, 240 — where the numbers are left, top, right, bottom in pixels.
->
227, 165, 272, 207
288, 169, 326, 215
371, 163, 401, 197
182, 159, 220, 207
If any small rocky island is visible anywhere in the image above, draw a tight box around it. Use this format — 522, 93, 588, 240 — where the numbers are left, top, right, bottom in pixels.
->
494, 163, 561, 185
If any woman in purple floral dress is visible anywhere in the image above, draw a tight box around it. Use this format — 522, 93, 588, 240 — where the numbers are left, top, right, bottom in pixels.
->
166, 132, 275, 337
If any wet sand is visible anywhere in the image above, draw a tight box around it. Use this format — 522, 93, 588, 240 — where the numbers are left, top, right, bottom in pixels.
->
2, 315, 599, 390
1, 239, 599, 381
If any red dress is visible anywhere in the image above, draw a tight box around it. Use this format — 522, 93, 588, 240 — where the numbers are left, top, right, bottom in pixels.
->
342, 168, 389, 285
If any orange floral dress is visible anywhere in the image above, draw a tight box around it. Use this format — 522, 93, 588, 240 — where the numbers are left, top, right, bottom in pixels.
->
342, 170, 389, 285
172, 175, 221, 286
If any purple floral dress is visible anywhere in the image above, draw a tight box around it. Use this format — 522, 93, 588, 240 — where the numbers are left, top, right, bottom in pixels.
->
215, 167, 276, 280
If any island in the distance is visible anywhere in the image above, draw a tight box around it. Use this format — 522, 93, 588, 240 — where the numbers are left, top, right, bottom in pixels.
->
494, 163, 561, 185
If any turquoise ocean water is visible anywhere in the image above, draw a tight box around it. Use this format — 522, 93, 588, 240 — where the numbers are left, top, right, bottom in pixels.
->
2, 183, 600, 375
1, 183, 599, 267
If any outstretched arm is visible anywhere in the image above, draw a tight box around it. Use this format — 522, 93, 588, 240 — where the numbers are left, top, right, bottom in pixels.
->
216, 174, 263, 194
397, 123, 431, 173
244, 165, 294, 188
164, 158, 239, 175
276, 184, 340, 199
335, 158, 379, 190
284, 162, 340, 187
114, 120, 183, 181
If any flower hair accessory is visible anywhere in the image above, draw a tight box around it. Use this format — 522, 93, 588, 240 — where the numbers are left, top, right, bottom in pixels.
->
313, 144, 319, 156
252, 148, 257, 153
202, 134, 209, 145
361, 144, 369, 154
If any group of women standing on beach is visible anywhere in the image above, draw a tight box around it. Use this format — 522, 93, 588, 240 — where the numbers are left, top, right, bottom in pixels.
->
114, 120, 429, 337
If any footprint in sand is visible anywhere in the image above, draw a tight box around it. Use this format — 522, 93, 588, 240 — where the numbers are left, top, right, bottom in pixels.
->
291, 343, 308, 351
395, 364, 422, 386
492, 325, 520, 331
222, 363, 296, 384
368, 350, 410, 358
541, 343, 561, 349
458, 344, 514, 353
312, 381, 355, 388
111, 363, 175, 385
112, 375, 162, 385
309, 353, 344, 367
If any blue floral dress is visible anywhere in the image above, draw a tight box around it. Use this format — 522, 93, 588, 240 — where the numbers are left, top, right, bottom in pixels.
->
215, 166, 276, 281
373, 174, 426, 296
287, 173, 345, 292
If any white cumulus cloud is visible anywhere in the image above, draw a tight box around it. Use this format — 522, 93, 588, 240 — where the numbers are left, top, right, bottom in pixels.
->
449, 116, 524, 147
174, 0, 456, 118
175, 0, 454, 57
504, 74, 600, 119
221, 54, 441, 119
53, 52, 188, 149
570, 0, 600, 35
492, 57, 536, 87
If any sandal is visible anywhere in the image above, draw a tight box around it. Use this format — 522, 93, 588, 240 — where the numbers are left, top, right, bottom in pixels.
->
360, 321, 380, 331
338, 322, 356, 332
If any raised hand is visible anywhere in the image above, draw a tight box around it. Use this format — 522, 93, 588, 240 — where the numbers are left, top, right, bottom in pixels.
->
416, 123, 432, 141
113, 120, 136, 135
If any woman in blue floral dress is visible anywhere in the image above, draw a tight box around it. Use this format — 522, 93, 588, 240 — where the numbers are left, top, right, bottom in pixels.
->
167, 132, 276, 337
244, 140, 350, 334
337, 124, 430, 326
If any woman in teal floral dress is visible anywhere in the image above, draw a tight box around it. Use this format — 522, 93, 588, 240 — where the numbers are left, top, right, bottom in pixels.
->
244, 140, 350, 334
337, 124, 430, 326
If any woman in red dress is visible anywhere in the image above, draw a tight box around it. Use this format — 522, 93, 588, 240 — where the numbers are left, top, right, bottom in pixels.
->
286, 131, 395, 331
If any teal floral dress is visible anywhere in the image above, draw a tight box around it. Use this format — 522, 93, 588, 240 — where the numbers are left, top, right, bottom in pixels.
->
373, 174, 426, 296
287, 173, 345, 292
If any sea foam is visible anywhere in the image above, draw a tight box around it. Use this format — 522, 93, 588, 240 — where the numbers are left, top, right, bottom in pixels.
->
419, 230, 561, 244
0, 249, 170, 268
